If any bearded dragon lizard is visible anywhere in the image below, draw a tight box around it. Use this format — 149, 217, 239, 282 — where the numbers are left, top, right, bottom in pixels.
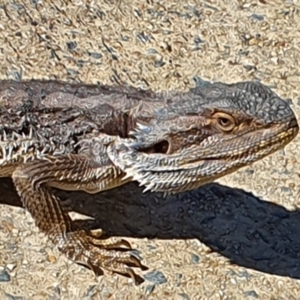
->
0, 79, 297, 283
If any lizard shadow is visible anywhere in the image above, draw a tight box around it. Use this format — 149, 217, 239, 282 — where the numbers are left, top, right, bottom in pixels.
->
1, 177, 300, 279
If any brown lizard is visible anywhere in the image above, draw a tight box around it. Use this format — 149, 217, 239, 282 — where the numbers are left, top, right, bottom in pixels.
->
0, 79, 298, 284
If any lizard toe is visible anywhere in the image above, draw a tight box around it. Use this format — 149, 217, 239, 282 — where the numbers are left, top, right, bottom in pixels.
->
58, 230, 146, 285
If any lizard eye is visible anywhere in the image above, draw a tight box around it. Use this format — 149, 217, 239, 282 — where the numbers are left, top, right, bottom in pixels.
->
213, 112, 236, 132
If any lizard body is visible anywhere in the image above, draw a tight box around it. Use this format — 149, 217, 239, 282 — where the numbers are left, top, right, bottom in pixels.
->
0, 79, 297, 283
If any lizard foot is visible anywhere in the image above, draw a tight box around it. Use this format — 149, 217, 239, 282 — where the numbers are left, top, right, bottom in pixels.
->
58, 230, 147, 285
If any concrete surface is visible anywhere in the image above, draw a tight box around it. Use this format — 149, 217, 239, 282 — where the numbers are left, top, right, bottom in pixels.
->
0, 1, 300, 299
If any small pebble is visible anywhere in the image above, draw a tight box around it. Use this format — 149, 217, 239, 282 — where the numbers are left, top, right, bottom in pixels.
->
6, 264, 16, 271
143, 270, 167, 285
191, 253, 200, 264
0, 268, 11, 282
47, 254, 58, 264
4, 294, 25, 300
178, 293, 191, 300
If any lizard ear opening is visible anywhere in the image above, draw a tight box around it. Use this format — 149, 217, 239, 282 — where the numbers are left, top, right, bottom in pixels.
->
139, 140, 169, 154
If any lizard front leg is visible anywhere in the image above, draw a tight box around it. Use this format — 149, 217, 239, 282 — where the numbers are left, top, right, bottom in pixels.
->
11, 149, 146, 284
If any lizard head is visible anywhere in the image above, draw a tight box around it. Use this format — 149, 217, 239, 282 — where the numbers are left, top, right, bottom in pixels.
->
108, 81, 299, 194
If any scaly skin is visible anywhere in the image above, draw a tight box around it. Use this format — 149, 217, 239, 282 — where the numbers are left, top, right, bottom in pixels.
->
0, 79, 298, 283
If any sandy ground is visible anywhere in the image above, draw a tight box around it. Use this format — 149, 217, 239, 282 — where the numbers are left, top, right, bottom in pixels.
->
0, 0, 300, 299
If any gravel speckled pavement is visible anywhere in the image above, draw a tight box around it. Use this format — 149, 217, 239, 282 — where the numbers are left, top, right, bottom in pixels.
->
1, 1, 300, 299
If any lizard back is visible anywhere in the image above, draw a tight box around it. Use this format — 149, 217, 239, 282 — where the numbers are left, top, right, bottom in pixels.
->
0, 80, 154, 174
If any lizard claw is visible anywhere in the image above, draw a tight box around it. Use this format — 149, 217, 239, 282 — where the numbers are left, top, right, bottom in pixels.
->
58, 230, 147, 285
